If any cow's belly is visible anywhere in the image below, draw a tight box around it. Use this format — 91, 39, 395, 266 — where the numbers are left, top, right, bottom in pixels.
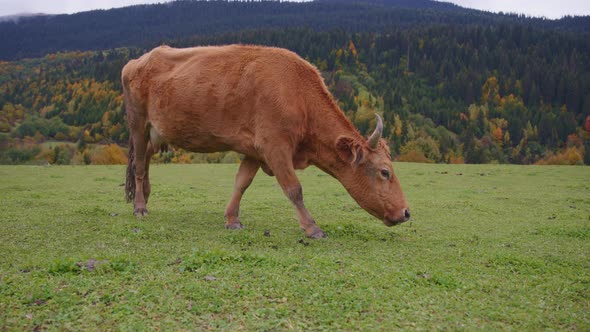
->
150, 117, 259, 157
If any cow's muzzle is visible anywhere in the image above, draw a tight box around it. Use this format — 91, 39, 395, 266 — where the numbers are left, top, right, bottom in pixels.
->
384, 208, 410, 226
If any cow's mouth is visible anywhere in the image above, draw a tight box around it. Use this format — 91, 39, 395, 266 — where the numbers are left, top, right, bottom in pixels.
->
383, 216, 407, 227
365, 207, 408, 226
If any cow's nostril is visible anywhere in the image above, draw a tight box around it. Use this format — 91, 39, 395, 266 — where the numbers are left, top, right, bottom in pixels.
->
404, 208, 411, 221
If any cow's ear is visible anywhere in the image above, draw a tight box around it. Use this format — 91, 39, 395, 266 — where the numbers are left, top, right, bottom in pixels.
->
336, 136, 364, 166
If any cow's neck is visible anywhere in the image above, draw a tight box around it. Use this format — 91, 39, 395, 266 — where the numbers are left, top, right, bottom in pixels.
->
305, 105, 364, 179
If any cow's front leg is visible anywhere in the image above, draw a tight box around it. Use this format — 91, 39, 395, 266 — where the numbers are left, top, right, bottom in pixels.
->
268, 160, 326, 239
284, 183, 326, 239
224, 157, 260, 229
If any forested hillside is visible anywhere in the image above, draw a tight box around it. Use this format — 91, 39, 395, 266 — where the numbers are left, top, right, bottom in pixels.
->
1, 0, 589, 61
1, 0, 589, 165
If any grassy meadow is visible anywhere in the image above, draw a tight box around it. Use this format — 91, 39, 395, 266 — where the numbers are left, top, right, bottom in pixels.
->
0, 163, 588, 330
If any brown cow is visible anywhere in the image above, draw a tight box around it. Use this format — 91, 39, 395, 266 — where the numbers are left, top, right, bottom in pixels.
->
122, 45, 409, 238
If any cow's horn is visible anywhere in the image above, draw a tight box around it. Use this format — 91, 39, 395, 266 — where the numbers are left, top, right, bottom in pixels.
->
368, 114, 383, 149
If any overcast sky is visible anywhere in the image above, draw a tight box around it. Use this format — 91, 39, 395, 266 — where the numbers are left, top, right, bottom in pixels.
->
0, 0, 588, 19
443, 0, 590, 18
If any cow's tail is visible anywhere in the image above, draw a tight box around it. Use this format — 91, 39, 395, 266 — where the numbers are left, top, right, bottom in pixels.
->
125, 137, 135, 203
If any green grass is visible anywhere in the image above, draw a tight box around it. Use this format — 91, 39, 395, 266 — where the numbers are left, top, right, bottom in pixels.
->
0, 163, 588, 330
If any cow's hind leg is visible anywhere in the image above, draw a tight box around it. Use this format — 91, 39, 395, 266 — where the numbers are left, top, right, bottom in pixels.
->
224, 157, 260, 229
143, 142, 155, 203
132, 130, 149, 216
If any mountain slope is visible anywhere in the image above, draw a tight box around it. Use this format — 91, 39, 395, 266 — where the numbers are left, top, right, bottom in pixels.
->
0, 0, 588, 61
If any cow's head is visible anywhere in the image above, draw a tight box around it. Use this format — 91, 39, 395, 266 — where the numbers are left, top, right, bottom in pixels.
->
336, 114, 410, 226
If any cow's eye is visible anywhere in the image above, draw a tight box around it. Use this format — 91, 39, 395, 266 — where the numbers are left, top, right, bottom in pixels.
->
380, 169, 390, 179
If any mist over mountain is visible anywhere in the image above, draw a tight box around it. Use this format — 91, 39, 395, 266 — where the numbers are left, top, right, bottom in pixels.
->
0, 12, 47, 23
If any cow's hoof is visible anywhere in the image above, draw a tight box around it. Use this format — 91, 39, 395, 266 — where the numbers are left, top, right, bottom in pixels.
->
225, 222, 244, 230
134, 208, 148, 217
306, 228, 327, 239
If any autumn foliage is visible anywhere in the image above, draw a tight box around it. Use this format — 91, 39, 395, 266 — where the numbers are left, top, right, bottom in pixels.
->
535, 147, 584, 165
90, 144, 127, 165
397, 150, 434, 163
1, 24, 589, 165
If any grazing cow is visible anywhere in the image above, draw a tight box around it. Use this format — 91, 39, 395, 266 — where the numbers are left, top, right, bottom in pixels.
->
123, 45, 410, 238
